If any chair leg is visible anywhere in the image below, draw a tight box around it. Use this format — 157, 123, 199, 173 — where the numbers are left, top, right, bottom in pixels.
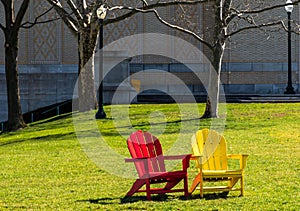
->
200, 178, 203, 198
189, 173, 201, 194
240, 175, 244, 196
183, 174, 189, 197
164, 178, 181, 191
126, 179, 145, 197
146, 180, 151, 200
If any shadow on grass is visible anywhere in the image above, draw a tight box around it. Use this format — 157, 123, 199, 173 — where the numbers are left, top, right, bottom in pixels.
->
188, 192, 231, 200
0, 140, 26, 147
121, 192, 231, 202
77, 198, 118, 205
78, 194, 189, 205
98, 117, 213, 137
28, 132, 75, 141
119, 117, 203, 129
79, 192, 230, 205
121, 194, 172, 203
32, 113, 73, 125
77, 191, 233, 207
0, 132, 74, 147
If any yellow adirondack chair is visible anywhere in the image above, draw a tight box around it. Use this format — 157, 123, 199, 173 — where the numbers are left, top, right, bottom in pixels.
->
189, 129, 248, 198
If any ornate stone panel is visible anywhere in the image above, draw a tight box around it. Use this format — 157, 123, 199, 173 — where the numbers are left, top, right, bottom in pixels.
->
28, 0, 61, 64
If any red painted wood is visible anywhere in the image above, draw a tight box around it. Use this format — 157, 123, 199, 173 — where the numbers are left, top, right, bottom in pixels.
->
125, 130, 191, 200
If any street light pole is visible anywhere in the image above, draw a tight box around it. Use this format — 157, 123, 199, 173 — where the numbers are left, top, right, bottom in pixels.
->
284, 0, 296, 94
95, 5, 107, 119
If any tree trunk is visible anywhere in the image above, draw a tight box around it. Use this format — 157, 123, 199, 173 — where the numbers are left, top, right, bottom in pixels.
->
201, 43, 225, 118
202, 0, 226, 119
5, 31, 26, 131
77, 25, 99, 112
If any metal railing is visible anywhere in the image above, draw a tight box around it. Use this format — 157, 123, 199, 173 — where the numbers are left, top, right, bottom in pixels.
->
0, 99, 72, 132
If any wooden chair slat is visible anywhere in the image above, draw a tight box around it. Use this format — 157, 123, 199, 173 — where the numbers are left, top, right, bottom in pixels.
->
125, 130, 191, 200
189, 129, 248, 198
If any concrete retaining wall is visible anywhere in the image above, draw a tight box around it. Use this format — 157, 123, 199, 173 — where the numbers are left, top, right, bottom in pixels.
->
0, 65, 78, 122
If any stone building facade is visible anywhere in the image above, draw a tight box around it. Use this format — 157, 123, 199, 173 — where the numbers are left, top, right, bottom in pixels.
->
0, 1, 299, 122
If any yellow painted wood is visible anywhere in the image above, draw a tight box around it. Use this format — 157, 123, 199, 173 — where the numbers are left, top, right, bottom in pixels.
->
189, 129, 249, 198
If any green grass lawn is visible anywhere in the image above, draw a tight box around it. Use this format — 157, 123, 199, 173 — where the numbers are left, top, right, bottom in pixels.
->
0, 103, 299, 210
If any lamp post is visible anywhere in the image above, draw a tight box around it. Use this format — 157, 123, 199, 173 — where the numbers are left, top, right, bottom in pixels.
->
95, 5, 107, 119
284, 0, 296, 94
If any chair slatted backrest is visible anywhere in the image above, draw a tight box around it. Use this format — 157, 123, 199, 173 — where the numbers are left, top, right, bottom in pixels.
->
127, 130, 166, 177
192, 129, 228, 170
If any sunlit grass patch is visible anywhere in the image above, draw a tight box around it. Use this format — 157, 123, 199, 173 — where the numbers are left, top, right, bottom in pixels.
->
0, 103, 299, 210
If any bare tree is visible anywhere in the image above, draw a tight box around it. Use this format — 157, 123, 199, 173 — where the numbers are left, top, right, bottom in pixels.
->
0, 0, 32, 131
124, 0, 300, 118
44, 0, 206, 112
0, 0, 59, 132
3, 1, 297, 131
46, 0, 300, 119
0, 1, 28, 131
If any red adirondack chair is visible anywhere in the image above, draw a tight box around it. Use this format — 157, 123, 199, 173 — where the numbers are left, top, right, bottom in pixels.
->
125, 130, 191, 200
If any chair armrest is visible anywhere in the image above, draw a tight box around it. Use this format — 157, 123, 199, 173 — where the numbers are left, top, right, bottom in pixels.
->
164, 154, 192, 170
125, 157, 149, 162
191, 155, 203, 160
227, 154, 249, 169
163, 154, 191, 160
190, 155, 205, 169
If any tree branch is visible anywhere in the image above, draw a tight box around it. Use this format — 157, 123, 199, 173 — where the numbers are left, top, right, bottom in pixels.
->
223, 0, 234, 24
0, 23, 5, 32
46, 0, 79, 34
66, 0, 84, 23
110, 6, 213, 50
21, 18, 61, 29
227, 20, 285, 37
15, 0, 30, 29
105, 0, 207, 25
140, 0, 148, 7
152, 9, 213, 50
224, 1, 300, 28
76, 0, 86, 11
234, 1, 300, 15
20, 6, 60, 29
3, 0, 12, 31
